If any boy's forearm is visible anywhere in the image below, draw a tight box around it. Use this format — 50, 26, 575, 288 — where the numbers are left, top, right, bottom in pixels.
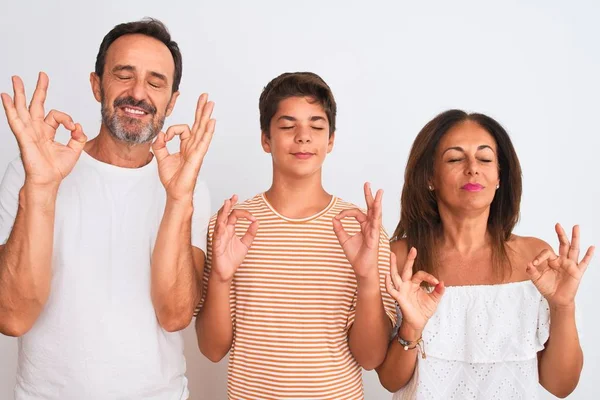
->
195, 275, 234, 362
349, 273, 390, 370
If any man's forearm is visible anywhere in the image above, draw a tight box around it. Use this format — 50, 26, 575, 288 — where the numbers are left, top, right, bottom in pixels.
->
151, 197, 199, 332
349, 272, 390, 370
0, 183, 58, 336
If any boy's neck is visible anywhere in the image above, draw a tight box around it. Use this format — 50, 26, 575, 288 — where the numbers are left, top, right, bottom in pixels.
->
265, 172, 332, 219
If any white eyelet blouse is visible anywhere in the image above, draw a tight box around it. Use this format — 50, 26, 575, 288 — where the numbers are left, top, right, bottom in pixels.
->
393, 281, 551, 400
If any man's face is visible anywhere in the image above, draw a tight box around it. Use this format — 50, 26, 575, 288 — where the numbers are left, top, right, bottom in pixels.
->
91, 33, 179, 144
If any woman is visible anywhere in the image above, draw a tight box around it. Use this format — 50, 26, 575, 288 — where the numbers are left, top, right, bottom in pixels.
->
376, 110, 594, 399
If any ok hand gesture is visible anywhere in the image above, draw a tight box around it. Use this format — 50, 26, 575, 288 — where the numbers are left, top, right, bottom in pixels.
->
527, 224, 594, 308
1, 72, 87, 187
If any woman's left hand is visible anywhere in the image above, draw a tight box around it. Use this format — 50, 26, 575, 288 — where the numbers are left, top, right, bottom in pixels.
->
527, 224, 595, 308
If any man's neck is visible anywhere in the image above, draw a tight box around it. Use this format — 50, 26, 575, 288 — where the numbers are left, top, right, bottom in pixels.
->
84, 127, 153, 168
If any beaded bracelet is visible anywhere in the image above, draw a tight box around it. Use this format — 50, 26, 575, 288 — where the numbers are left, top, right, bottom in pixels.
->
397, 334, 426, 359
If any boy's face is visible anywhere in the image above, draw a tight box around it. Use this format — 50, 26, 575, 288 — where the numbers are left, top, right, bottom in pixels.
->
262, 96, 335, 179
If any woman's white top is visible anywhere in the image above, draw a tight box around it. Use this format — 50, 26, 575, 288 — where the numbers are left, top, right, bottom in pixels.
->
393, 280, 550, 400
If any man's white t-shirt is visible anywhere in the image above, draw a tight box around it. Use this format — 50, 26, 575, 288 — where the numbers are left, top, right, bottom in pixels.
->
0, 151, 210, 400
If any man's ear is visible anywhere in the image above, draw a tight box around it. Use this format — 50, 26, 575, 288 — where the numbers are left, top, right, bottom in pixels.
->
165, 91, 180, 117
90, 72, 102, 102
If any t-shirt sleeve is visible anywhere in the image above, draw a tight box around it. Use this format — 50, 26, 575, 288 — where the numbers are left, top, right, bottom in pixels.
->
346, 227, 398, 330
194, 213, 218, 316
191, 179, 211, 253
0, 158, 25, 245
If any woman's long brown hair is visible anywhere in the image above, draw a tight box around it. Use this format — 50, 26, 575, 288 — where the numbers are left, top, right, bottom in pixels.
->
392, 110, 523, 280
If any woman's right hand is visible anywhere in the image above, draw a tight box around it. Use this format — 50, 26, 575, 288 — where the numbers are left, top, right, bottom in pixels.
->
1, 73, 87, 189
385, 247, 445, 335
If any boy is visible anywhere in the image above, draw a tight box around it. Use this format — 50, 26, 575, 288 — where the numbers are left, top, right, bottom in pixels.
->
195, 72, 396, 399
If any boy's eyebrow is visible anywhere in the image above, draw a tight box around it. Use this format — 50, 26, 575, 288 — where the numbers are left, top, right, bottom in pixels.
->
277, 115, 327, 122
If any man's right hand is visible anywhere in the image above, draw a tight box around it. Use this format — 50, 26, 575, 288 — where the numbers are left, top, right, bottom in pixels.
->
1, 72, 87, 189
211, 195, 259, 283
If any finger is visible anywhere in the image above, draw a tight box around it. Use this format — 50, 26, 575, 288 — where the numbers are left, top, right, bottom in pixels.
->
152, 131, 170, 162
363, 182, 374, 208
410, 270, 440, 286
199, 100, 215, 130
227, 209, 257, 227
578, 246, 595, 274
371, 188, 383, 222
401, 247, 417, 282
332, 215, 351, 245
229, 194, 238, 208
191, 94, 214, 136
44, 109, 76, 132
215, 196, 235, 230
334, 208, 368, 224
193, 118, 216, 158
385, 274, 400, 300
240, 220, 260, 249
429, 281, 445, 303
1, 93, 24, 134
555, 223, 570, 258
526, 261, 545, 285
192, 101, 215, 148
532, 248, 558, 268
191, 93, 208, 133
12, 76, 30, 120
389, 252, 403, 288
29, 72, 48, 120
568, 225, 580, 261
65, 123, 87, 153
165, 124, 192, 142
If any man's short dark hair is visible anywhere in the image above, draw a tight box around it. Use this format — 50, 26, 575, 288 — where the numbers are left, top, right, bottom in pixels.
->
95, 18, 182, 93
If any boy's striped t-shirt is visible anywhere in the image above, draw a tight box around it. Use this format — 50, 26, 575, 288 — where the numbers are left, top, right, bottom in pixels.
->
198, 193, 397, 400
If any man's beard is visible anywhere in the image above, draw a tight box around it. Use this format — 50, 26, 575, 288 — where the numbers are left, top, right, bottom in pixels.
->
100, 90, 165, 145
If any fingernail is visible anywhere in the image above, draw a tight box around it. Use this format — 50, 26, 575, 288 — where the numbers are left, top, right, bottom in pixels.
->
533, 260, 538, 266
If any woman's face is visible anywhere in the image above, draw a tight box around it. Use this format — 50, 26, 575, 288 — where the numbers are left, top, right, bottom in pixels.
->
431, 120, 501, 213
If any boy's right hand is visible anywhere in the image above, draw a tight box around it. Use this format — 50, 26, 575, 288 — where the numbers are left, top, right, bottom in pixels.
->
211, 195, 259, 283
1, 72, 87, 189
385, 248, 445, 336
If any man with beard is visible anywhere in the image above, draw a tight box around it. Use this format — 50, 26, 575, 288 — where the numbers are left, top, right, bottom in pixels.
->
0, 19, 213, 399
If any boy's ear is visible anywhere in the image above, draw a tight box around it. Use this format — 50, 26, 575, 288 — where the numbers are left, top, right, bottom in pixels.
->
327, 131, 335, 153
261, 131, 272, 153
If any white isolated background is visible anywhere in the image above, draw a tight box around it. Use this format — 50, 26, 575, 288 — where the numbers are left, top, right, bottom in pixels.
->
0, 0, 598, 399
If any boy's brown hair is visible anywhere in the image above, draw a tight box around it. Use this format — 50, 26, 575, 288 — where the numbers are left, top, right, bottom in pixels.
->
259, 72, 337, 137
